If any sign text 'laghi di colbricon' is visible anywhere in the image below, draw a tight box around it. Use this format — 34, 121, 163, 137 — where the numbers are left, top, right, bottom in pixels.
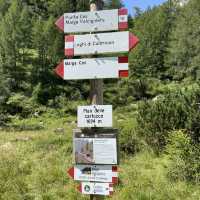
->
65, 31, 139, 57
55, 8, 128, 33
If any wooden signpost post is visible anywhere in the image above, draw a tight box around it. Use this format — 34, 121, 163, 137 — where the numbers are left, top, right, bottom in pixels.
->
54, 0, 139, 199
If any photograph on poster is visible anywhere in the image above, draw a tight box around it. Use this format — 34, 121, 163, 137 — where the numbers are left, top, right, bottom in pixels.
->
74, 138, 94, 164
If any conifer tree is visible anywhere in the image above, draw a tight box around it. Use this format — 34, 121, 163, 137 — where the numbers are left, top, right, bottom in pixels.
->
129, 2, 175, 80
104, 0, 123, 9
0, 0, 32, 91
166, 0, 200, 80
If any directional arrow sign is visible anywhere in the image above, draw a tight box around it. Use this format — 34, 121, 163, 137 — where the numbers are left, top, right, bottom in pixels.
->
77, 182, 114, 196
68, 165, 118, 184
65, 31, 139, 57
78, 105, 112, 128
55, 8, 128, 33
55, 57, 129, 80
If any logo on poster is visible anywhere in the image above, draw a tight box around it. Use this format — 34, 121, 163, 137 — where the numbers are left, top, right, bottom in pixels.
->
84, 185, 91, 192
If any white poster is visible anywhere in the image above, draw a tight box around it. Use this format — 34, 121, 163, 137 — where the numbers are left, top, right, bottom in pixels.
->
78, 105, 112, 127
73, 132, 118, 165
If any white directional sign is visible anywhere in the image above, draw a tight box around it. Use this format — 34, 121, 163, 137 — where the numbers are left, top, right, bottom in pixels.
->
68, 165, 118, 183
78, 182, 113, 196
65, 31, 139, 57
55, 8, 128, 33
77, 105, 112, 127
55, 57, 129, 80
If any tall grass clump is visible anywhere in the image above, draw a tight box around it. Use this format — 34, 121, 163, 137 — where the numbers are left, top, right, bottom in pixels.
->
0, 145, 31, 200
117, 118, 144, 154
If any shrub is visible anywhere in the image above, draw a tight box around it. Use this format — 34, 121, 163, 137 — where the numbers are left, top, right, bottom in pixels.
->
137, 85, 200, 152
128, 78, 157, 100
6, 93, 36, 117
118, 119, 143, 154
165, 130, 200, 183
0, 113, 10, 127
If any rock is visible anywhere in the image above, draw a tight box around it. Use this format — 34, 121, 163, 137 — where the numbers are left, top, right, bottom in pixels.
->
66, 119, 72, 124
15, 137, 32, 142
0, 142, 13, 150
33, 112, 39, 117
71, 121, 76, 125
54, 128, 65, 134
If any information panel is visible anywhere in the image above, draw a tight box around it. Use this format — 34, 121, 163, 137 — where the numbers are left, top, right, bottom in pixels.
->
73, 131, 118, 165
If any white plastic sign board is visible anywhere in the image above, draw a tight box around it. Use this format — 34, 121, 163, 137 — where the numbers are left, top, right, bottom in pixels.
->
55, 57, 129, 80
55, 8, 128, 33
78, 182, 113, 196
65, 31, 139, 57
73, 132, 118, 165
77, 105, 112, 127
68, 165, 118, 183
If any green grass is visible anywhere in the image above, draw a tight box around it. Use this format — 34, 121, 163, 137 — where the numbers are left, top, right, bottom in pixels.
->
0, 115, 199, 200
112, 152, 200, 200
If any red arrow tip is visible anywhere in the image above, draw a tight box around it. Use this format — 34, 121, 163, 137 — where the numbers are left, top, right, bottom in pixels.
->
129, 33, 139, 50
54, 61, 64, 79
67, 167, 74, 178
55, 15, 64, 32
112, 177, 118, 184
119, 70, 129, 78
77, 184, 82, 192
